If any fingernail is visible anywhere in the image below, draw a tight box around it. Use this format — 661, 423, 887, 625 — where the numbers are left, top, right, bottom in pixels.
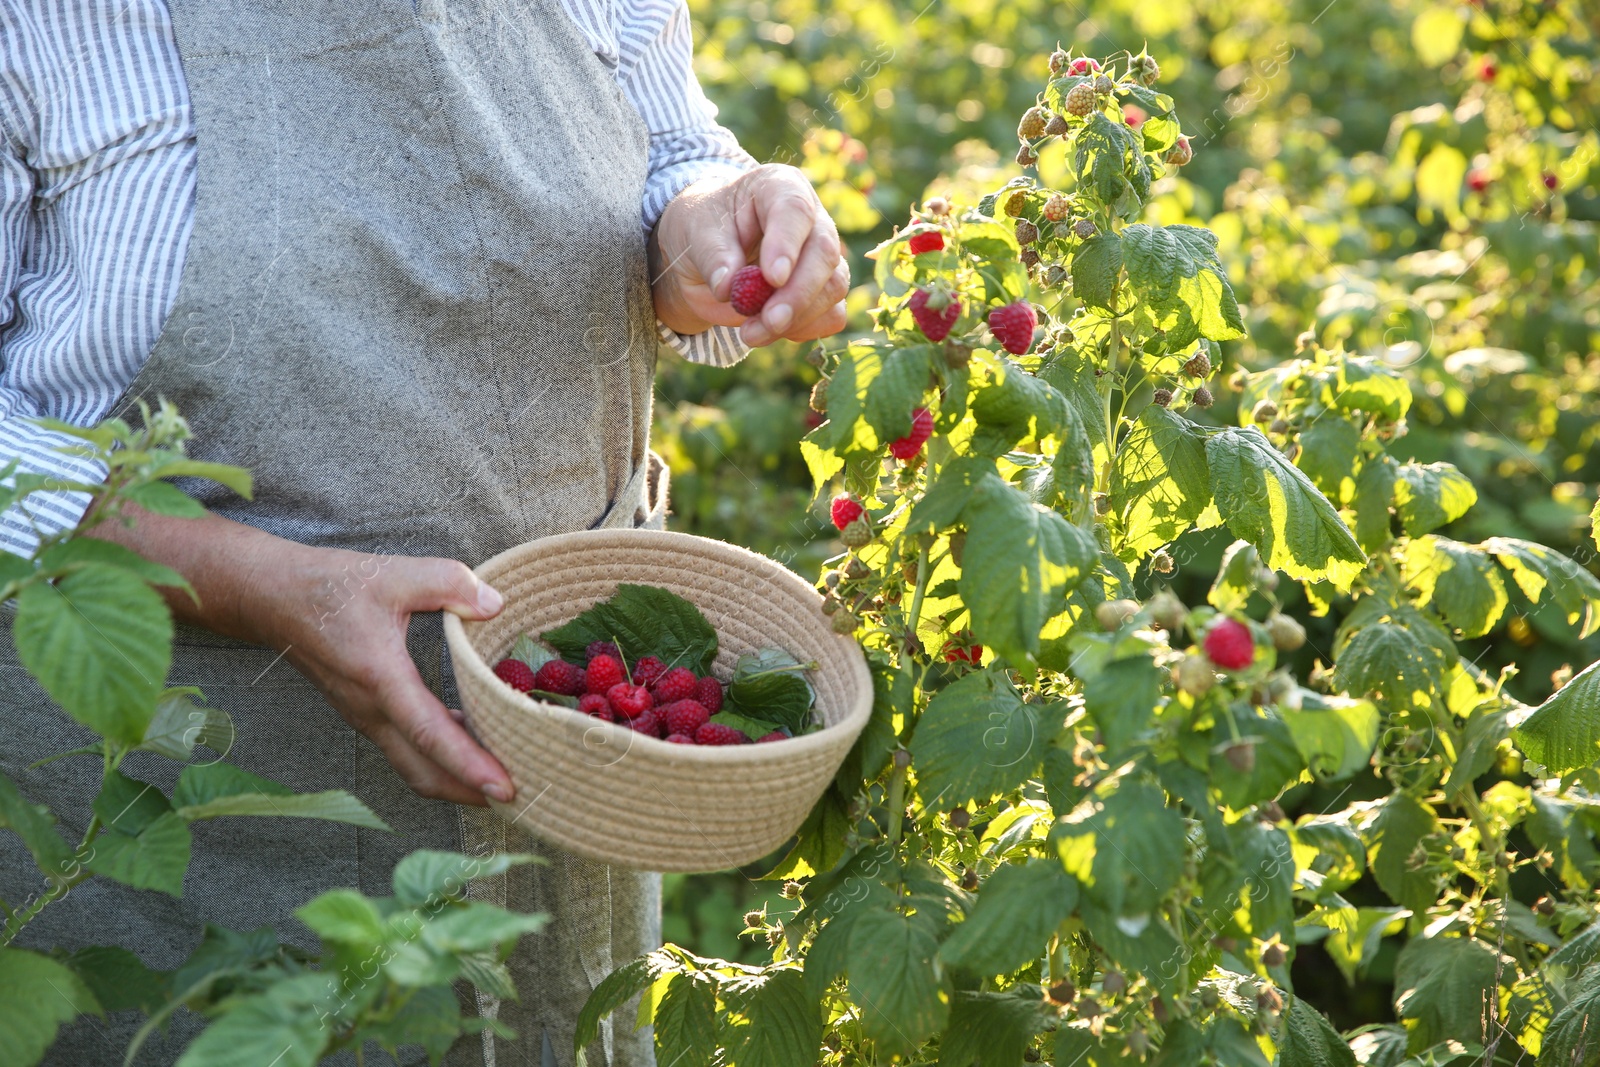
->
772, 257, 792, 285
478, 583, 503, 615
710, 266, 729, 293
449, 707, 465, 724
484, 782, 514, 804
765, 303, 793, 331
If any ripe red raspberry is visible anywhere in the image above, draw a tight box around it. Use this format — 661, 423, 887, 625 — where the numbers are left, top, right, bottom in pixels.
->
729, 265, 776, 316
1067, 56, 1101, 76
888, 407, 934, 460
493, 659, 536, 693
584, 654, 626, 695
630, 709, 664, 737
907, 231, 944, 255
908, 288, 961, 342
695, 676, 724, 713
988, 301, 1038, 354
1479, 56, 1497, 82
653, 667, 698, 704
585, 640, 620, 662
1542, 172, 1559, 190
830, 494, 865, 531
606, 682, 655, 719
757, 731, 788, 743
665, 733, 695, 744
632, 656, 668, 687
1124, 104, 1147, 129
1204, 618, 1256, 671
661, 699, 710, 736
533, 660, 585, 696
944, 642, 983, 664
578, 693, 614, 720
695, 722, 747, 746
1467, 168, 1491, 193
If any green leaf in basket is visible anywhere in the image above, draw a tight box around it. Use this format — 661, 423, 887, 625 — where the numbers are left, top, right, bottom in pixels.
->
541, 584, 718, 674
708, 711, 784, 741
725, 648, 816, 734
507, 632, 558, 671
528, 690, 579, 709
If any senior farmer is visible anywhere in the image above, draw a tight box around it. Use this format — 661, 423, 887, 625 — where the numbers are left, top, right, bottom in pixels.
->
0, 1, 847, 1063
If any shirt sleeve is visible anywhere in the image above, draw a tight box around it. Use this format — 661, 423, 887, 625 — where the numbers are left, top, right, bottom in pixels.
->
0, 65, 104, 558
616, 0, 759, 368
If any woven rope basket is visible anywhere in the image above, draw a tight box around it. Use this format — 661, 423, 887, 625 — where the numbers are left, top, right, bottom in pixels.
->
443, 529, 875, 873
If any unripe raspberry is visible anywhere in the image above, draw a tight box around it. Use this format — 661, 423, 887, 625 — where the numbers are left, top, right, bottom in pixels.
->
810, 378, 828, 413
780, 879, 803, 899
1064, 82, 1096, 117
1126, 1031, 1151, 1057
947, 807, 971, 830
1173, 654, 1214, 696
1016, 219, 1039, 245
805, 347, 827, 368
1152, 387, 1173, 407
1536, 895, 1556, 916
1251, 399, 1278, 423
924, 195, 950, 215
1192, 385, 1215, 409
1260, 939, 1287, 967
1043, 194, 1071, 222
1018, 106, 1048, 139
1132, 53, 1161, 85
1020, 248, 1040, 269
840, 518, 873, 548
1166, 136, 1193, 166
960, 867, 979, 891
1093, 73, 1113, 93
1073, 218, 1097, 240
1096, 599, 1139, 631
1150, 590, 1186, 633
1044, 113, 1069, 137
1102, 970, 1127, 995
1046, 980, 1076, 1005
1183, 350, 1212, 378
832, 610, 860, 634
1016, 144, 1038, 166
1151, 549, 1175, 575
1267, 614, 1306, 651
1269, 418, 1290, 434
744, 910, 764, 928
945, 342, 972, 370
1049, 49, 1069, 75
1003, 190, 1026, 217
1076, 995, 1102, 1019
1258, 986, 1284, 1015
1223, 740, 1257, 773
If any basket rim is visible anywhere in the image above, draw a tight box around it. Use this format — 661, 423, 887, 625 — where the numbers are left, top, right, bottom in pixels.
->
443, 528, 875, 761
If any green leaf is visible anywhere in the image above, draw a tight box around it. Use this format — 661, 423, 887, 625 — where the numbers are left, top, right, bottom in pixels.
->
575, 952, 678, 1056
1539, 963, 1600, 1067
93, 771, 171, 836
1411, 5, 1466, 67
1278, 996, 1356, 1067
1321, 906, 1411, 985
709, 709, 787, 742
812, 341, 885, 457
766, 784, 850, 880
1333, 614, 1456, 713
417, 901, 549, 955
1084, 656, 1164, 761
1515, 658, 1600, 778
864, 344, 934, 443
1202, 817, 1295, 945
1280, 693, 1381, 781
1206, 427, 1366, 588
938, 988, 1051, 1067
957, 476, 1096, 667
910, 669, 1059, 808
392, 850, 544, 908
1121, 224, 1245, 345
1524, 793, 1600, 890
172, 762, 290, 807
12, 564, 173, 745
136, 689, 235, 761
35, 537, 189, 593
726, 648, 815, 733
62, 946, 166, 1014
1039, 347, 1110, 464
1110, 406, 1212, 556
847, 909, 949, 1055
1291, 818, 1367, 896
1208, 707, 1305, 810
507, 632, 558, 672
1055, 779, 1185, 916
1151, 1017, 1269, 1067
1296, 416, 1361, 504
1353, 455, 1399, 553
1333, 357, 1412, 422
85, 811, 192, 897
654, 973, 716, 1067
0, 947, 100, 1066
175, 788, 386, 829
541, 583, 719, 674
146, 458, 253, 498
294, 889, 387, 946
1404, 537, 1507, 637
173, 978, 327, 1067
1364, 793, 1442, 913
906, 456, 994, 534
1394, 462, 1477, 536
970, 360, 1071, 450
1484, 537, 1600, 638
0, 770, 75, 880
1415, 144, 1467, 221
354, 983, 467, 1067
940, 859, 1079, 976
1071, 232, 1123, 311
125, 480, 206, 517
1392, 935, 1503, 1048
721, 969, 822, 1067
1550, 921, 1600, 973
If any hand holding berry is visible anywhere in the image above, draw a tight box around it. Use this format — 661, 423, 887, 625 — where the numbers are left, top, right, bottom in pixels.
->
648, 163, 851, 348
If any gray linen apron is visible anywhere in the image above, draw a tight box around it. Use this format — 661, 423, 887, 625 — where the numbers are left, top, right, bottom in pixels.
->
0, 1, 671, 1064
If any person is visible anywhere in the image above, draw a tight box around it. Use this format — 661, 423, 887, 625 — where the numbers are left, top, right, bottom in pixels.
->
0, 1, 849, 1064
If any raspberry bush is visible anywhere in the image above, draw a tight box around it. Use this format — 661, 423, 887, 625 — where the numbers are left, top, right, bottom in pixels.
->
586, 47, 1600, 1067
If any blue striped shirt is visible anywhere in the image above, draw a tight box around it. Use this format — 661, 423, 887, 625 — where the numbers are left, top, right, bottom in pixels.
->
0, 0, 755, 556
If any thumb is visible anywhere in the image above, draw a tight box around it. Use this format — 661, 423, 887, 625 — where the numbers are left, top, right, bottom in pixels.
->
393, 557, 503, 620
690, 204, 753, 303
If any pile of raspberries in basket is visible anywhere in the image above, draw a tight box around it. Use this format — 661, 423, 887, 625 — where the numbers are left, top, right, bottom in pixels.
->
493, 641, 777, 745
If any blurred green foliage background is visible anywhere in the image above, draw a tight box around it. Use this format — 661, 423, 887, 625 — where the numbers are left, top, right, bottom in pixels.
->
653, 0, 1598, 1031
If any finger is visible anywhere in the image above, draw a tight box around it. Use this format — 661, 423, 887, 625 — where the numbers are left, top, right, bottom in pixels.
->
376, 665, 516, 803
744, 251, 847, 346
392, 557, 502, 620
750, 174, 822, 289
370, 723, 489, 806
776, 299, 849, 344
